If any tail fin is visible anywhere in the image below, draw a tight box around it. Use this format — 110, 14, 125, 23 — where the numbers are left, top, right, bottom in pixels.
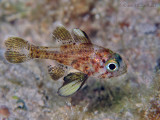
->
4, 37, 31, 63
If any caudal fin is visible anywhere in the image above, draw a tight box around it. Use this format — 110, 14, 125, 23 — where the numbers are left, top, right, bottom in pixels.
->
4, 37, 31, 63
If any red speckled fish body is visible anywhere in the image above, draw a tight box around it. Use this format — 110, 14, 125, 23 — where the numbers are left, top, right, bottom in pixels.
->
29, 43, 114, 77
4, 26, 127, 97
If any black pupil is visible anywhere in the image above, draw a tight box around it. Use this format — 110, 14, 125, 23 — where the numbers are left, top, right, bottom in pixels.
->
109, 64, 116, 70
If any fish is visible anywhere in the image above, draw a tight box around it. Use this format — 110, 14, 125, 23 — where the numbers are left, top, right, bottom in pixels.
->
4, 25, 127, 97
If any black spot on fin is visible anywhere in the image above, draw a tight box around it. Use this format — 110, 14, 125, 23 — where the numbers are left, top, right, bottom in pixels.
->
72, 29, 92, 44
52, 26, 92, 45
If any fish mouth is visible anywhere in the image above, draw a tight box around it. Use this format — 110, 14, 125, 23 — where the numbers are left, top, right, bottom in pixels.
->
119, 65, 127, 76
120, 69, 127, 76
112, 64, 127, 78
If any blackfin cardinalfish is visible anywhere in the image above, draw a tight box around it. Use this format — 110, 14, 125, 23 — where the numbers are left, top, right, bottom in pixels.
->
4, 26, 127, 97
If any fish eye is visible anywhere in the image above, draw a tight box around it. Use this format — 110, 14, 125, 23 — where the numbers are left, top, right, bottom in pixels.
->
105, 60, 119, 72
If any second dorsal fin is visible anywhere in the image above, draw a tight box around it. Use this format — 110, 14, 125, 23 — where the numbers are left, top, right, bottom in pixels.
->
52, 26, 92, 45
52, 26, 74, 45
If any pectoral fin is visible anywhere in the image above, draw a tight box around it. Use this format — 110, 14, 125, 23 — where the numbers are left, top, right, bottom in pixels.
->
58, 72, 88, 97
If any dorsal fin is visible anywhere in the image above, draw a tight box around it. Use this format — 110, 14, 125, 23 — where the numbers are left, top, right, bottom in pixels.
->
52, 26, 75, 45
72, 29, 92, 44
52, 26, 92, 45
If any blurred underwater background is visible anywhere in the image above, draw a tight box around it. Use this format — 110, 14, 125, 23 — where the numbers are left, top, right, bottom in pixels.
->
0, 0, 160, 119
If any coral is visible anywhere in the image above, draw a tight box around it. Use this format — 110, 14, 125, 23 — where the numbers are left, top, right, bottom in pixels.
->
0, 106, 10, 118
144, 72, 160, 120
146, 94, 160, 120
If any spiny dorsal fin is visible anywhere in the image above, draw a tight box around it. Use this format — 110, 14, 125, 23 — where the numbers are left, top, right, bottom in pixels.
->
72, 29, 92, 44
58, 72, 88, 97
52, 26, 92, 45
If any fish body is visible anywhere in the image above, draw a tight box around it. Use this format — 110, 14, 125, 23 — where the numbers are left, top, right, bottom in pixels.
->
4, 26, 127, 97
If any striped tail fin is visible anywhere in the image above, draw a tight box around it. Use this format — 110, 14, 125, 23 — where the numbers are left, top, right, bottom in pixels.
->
4, 37, 31, 63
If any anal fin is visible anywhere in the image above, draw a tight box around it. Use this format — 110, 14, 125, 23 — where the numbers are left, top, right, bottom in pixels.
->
48, 64, 66, 81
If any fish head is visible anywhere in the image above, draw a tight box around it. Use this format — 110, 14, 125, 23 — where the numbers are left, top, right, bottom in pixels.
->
98, 53, 127, 79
